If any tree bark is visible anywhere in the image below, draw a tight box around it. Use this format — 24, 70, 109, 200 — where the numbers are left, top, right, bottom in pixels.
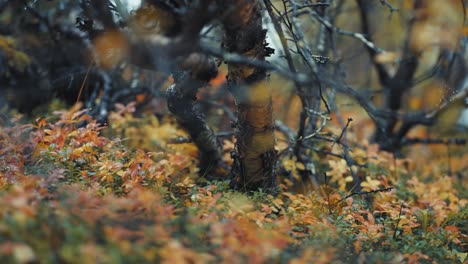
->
222, 0, 277, 191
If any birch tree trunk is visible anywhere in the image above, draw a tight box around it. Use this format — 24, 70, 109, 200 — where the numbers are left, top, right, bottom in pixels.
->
222, 0, 277, 191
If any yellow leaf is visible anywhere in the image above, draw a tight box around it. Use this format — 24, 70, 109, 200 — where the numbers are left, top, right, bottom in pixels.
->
295, 162, 305, 170
13, 244, 36, 264
361, 176, 381, 191
32, 142, 48, 158
456, 252, 467, 263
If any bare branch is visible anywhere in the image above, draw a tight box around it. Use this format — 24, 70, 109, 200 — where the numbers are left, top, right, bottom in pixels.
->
296, 8, 386, 54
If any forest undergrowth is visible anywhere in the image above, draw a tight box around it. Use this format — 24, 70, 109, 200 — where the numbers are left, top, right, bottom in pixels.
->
0, 103, 466, 264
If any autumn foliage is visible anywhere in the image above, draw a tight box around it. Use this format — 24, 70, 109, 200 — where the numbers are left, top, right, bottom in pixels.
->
0, 104, 466, 263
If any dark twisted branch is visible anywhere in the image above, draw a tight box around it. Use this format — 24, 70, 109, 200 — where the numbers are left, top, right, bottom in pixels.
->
356, 0, 390, 85
200, 39, 468, 143
263, 0, 320, 186
166, 54, 221, 176
355, 0, 419, 151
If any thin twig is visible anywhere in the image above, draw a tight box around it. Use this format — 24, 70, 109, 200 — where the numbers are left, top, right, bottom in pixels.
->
331, 117, 352, 149
401, 137, 467, 146
331, 187, 394, 208
306, 9, 385, 54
